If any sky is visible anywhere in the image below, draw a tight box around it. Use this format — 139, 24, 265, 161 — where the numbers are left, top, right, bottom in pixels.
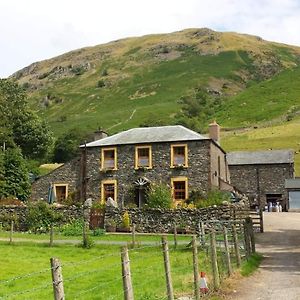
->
1, 0, 300, 78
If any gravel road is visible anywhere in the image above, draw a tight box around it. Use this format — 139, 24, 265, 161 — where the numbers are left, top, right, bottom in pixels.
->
227, 212, 300, 300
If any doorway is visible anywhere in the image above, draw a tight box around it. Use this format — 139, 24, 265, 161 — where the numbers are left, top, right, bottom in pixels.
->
134, 177, 150, 208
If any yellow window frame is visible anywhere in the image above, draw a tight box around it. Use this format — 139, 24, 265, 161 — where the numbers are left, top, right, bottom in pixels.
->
101, 179, 117, 204
135, 145, 152, 169
53, 183, 69, 200
101, 147, 117, 170
170, 144, 188, 168
171, 177, 188, 204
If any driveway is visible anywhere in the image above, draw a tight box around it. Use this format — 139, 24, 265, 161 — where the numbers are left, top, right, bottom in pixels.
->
227, 212, 300, 300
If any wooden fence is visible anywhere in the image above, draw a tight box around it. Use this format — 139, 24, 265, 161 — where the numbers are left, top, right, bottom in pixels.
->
1, 218, 257, 300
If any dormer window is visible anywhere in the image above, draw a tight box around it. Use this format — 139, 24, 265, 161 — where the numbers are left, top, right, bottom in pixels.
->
171, 144, 188, 168
135, 146, 152, 169
101, 147, 117, 170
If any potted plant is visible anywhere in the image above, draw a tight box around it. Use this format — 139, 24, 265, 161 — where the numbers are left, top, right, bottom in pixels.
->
105, 219, 116, 232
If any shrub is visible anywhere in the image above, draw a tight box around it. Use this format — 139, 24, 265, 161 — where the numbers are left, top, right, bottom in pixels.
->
97, 80, 105, 88
26, 201, 63, 233
92, 228, 105, 236
146, 183, 173, 209
194, 190, 231, 208
60, 219, 84, 236
122, 211, 130, 229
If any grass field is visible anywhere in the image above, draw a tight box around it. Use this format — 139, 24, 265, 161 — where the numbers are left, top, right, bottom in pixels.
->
0, 230, 192, 244
221, 118, 300, 175
0, 241, 205, 299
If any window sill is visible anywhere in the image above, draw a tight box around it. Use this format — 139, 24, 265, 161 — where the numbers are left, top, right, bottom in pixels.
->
100, 168, 118, 173
170, 165, 188, 170
135, 166, 152, 171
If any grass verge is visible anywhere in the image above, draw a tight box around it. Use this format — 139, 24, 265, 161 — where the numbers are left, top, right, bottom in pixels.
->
240, 253, 263, 276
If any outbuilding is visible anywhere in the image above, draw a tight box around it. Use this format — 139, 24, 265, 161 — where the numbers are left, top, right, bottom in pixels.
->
227, 150, 294, 211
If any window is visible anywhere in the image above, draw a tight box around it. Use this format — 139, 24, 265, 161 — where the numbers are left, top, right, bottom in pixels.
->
101, 180, 117, 203
54, 184, 68, 202
171, 177, 188, 202
101, 147, 117, 170
171, 144, 188, 167
135, 146, 152, 169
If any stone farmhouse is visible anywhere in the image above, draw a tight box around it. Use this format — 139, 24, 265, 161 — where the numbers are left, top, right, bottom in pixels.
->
32, 124, 233, 206
227, 150, 294, 211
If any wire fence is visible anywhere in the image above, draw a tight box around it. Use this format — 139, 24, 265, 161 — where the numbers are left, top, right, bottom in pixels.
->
0, 217, 256, 300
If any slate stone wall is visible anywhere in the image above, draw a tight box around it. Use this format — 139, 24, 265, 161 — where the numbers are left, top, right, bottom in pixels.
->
229, 163, 294, 210
31, 158, 81, 201
0, 206, 83, 231
85, 140, 216, 205
105, 203, 248, 233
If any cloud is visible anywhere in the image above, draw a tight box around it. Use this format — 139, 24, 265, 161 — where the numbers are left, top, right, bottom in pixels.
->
1, 0, 300, 77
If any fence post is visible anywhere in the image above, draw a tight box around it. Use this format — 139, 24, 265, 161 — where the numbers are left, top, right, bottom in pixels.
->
243, 220, 251, 259
161, 236, 174, 300
231, 224, 241, 267
50, 257, 65, 300
49, 223, 54, 247
173, 224, 177, 249
248, 218, 256, 253
223, 226, 232, 276
9, 220, 14, 244
82, 200, 91, 247
199, 221, 206, 247
192, 236, 200, 300
259, 208, 264, 233
132, 224, 136, 249
210, 230, 220, 289
121, 246, 134, 300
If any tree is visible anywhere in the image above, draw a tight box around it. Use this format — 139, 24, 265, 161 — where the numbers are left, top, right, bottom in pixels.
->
53, 129, 87, 162
1, 147, 30, 201
0, 79, 53, 160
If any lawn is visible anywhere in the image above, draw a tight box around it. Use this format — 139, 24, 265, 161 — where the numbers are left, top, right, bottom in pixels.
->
0, 241, 204, 299
0, 228, 256, 299
0, 230, 192, 244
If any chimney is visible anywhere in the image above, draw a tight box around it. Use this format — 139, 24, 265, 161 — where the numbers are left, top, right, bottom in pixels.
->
94, 129, 108, 141
209, 120, 220, 144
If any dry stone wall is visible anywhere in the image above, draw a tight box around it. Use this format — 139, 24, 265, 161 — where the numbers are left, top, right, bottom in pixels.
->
105, 203, 249, 233
0, 206, 83, 231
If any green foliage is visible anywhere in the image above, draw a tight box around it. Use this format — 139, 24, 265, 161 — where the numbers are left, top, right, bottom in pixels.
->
176, 88, 225, 132
71, 66, 86, 75
0, 147, 30, 201
26, 201, 63, 233
190, 190, 231, 208
122, 211, 130, 228
52, 128, 87, 162
80, 235, 95, 248
0, 211, 19, 230
97, 80, 105, 88
92, 228, 105, 236
146, 183, 173, 209
240, 253, 263, 276
0, 79, 53, 159
60, 219, 84, 236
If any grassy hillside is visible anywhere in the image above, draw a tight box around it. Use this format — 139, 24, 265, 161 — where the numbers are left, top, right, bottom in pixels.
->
12, 28, 300, 137
217, 65, 300, 127
221, 119, 300, 175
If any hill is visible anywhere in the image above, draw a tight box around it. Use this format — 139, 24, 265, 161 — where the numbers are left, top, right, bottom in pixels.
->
11, 28, 300, 136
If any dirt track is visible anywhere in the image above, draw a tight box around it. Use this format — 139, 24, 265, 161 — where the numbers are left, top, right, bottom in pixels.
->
227, 212, 300, 300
